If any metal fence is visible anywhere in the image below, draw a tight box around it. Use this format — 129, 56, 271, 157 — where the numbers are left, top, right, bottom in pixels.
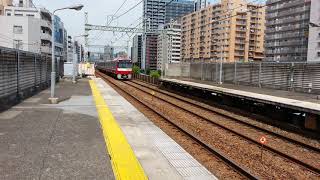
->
0, 46, 64, 107
164, 62, 320, 93
133, 73, 160, 85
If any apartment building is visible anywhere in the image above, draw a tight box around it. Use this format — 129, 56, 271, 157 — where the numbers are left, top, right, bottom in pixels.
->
143, 0, 194, 70
265, 0, 320, 62
157, 21, 181, 71
67, 36, 73, 62
0, 5, 53, 54
103, 45, 114, 61
0, 1, 67, 61
181, 0, 265, 62
0, 0, 12, 15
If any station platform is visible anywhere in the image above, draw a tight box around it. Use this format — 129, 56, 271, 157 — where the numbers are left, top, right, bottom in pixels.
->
92, 77, 217, 180
161, 78, 320, 115
0, 78, 114, 179
0, 77, 217, 180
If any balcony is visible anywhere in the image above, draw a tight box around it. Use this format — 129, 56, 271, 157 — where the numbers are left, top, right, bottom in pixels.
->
40, 19, 52, 29
40, 45, 51, 54
40, 33, 51, 41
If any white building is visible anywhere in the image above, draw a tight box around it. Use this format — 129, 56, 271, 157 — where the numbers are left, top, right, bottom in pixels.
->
0, 0, 67, 61
0, 4, 52, 54
157, 21, 181, 71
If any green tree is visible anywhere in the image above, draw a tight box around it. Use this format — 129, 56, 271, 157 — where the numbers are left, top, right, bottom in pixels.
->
150, 70, 160, 78
132, 65, 140, 75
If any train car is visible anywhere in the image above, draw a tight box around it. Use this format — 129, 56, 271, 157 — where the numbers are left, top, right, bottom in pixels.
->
96, 57, 133, 80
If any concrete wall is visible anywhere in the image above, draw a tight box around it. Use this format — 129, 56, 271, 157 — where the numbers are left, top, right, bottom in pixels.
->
165, 63, 190, 77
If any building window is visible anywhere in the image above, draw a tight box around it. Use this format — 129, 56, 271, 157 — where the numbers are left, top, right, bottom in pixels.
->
13, 40, 23, 50
14, 14, 23, 16
13, 25, 23, 34
7, 13, 11, 16
26, 14, 34, 17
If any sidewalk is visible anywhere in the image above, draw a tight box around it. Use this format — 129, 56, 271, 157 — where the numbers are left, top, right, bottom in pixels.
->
0, 78, 114, 180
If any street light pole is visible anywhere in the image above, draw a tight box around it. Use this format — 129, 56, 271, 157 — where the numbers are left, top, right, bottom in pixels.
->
49, 4, 84, 104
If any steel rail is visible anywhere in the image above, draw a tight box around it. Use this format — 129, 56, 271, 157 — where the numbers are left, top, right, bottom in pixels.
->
123, 80, 320, 175
96, 71, 259, 180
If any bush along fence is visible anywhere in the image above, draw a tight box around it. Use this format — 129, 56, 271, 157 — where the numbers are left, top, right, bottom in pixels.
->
0, 46, 64, 110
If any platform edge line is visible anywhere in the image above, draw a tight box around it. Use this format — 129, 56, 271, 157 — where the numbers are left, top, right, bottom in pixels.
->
89, 80, 148, 180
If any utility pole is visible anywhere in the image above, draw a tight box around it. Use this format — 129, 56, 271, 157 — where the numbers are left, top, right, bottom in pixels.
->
84, 12, 89, 62
14, 40, 22, 97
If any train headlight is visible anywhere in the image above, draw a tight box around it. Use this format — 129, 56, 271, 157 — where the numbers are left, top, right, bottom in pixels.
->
117, 74, 122, 79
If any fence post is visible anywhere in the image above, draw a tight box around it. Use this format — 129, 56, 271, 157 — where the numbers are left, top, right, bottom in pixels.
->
290, 62, 294, 90
16, 50, 20, 97
258, 62, 262, 88
45, 55, 48, 85
34, 54, 37, 89
219, 62, 223, 84
234, 62, 237, 84
201, 61, 204, 81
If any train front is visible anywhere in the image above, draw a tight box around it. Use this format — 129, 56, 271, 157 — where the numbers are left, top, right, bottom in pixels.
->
116, 59, 133, 80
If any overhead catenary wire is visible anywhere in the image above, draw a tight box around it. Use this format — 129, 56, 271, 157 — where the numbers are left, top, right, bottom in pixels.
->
114, 0, 178, 43
91, 0, 141, 42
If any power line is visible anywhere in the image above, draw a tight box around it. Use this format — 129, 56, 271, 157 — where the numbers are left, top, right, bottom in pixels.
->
115, 0, 177, 43
91, 0, 142, 42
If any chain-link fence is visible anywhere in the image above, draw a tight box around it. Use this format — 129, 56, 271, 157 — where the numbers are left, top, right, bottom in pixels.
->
0, 46, 64, 107
164, 62, 320, 93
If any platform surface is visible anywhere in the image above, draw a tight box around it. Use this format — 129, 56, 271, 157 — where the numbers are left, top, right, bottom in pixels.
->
161, 78, 320, 114
0, 78, 114, 180
93, 77, 217, 180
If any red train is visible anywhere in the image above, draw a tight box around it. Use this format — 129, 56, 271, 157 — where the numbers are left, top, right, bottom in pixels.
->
96, 58, 133, 80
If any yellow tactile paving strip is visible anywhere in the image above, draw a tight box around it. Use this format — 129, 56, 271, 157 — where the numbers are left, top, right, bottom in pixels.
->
89, 80, 148, 180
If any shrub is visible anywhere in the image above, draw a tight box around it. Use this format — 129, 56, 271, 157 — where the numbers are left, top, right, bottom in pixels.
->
150, 70, 160, 78
132, 65, 140, 75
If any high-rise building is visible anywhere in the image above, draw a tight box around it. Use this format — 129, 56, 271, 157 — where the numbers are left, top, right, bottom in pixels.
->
195, 0, 207, 11
67, 36, 73, 62
63, 28, 68, 62
103, 45, 114, 60
181, 0, 265, 62
157, 21, 181, 71
132, 35, 142, 67
143, 0, 194, 70
165, 0, 194, 24
265, 0, 320, 62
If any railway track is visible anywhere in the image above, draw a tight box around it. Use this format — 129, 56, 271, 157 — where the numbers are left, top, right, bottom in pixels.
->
123, 80, 320, 174
96, 71, 320, 178
96, 71, 258, 179
131, 80, 320, 152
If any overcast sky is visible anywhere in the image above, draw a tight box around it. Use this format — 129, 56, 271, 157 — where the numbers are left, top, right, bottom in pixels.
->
32, 0, 266, 50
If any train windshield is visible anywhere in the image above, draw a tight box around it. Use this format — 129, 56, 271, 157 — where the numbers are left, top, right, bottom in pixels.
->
118, 60, 132, 68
